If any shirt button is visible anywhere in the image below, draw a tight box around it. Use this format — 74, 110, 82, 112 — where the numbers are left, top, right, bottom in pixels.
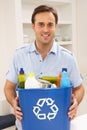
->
40, 72, 43, 75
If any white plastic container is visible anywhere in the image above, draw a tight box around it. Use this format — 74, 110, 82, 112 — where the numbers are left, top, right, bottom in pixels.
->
25, 72, 42, 89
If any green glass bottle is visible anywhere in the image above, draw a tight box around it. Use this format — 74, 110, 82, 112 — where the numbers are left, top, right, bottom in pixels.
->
18, 68, 25, 89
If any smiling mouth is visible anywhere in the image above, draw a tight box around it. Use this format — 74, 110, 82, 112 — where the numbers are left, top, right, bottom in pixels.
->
42, 34, 50, 39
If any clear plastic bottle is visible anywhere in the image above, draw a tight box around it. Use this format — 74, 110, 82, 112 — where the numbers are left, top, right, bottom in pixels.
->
25, 72, 41, 89
18, 68, 25, 89
60, 68, 70, 88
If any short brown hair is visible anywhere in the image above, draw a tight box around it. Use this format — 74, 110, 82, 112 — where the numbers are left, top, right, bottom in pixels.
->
31, 5, 58, 24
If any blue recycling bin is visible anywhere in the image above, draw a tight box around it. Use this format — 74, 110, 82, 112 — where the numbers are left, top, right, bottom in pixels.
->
18, 87, 72, 130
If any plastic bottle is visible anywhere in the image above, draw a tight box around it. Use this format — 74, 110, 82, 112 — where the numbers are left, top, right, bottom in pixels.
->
41, 76, 57, 84
56, 73, 62, 88
60, 68, 70, 88
18, 68, 25, 89
25, 72, 41, 89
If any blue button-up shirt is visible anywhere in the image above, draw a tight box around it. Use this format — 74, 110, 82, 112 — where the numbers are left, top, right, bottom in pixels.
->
6, 41, 82, 88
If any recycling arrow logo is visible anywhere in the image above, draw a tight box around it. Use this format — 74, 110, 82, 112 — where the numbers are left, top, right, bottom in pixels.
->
33, 98, 59, 120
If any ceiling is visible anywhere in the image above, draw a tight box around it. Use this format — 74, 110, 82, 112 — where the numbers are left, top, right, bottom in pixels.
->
22, 0, 67, 6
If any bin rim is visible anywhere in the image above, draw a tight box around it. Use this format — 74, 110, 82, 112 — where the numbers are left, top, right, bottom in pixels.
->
17, 86, 72, 91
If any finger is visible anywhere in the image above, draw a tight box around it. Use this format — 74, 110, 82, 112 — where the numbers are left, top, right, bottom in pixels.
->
68, 106, 77, 120
69, 97, 78, 111
70, 114, 76, 120
68, 112, 76, 120
68, 107, 77, 116
15, 108, 22, 115
69, 103, 76, 111
16, 114, 22, 121
68, 104, 77, 118
16, 111, 23, 118
15, 107, 23, 121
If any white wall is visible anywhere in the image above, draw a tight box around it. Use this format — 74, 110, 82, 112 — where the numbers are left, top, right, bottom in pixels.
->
0, 0, 87, 115
76, 0, 87, 115
0, 0, 23, 99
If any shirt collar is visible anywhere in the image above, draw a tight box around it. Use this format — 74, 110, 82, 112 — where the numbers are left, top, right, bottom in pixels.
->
49, 41, 58, 54
28, 42, 37, 53
28, 40, 58, 55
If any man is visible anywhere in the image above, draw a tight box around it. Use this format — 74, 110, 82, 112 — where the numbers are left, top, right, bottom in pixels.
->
4, 5, 84, 130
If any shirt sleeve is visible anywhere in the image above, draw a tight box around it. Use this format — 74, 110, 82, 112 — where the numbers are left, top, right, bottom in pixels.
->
6, 51, 18, 84
69, 54, 83, 88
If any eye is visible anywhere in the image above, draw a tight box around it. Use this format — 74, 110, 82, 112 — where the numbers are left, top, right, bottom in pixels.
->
38, 22, 44, 27
48, 23, 54, 27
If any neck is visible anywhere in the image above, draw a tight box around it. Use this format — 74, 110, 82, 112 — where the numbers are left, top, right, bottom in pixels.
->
35, 40, 53, 60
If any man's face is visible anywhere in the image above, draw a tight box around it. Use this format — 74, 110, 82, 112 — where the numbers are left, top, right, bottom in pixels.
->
32, 12, 57, 45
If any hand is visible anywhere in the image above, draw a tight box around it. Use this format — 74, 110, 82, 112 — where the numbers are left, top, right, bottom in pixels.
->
68, 94, 78, 120
12, 97, 23, 121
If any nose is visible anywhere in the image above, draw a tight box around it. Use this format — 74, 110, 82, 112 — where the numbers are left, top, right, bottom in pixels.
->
43, 25, 49, 32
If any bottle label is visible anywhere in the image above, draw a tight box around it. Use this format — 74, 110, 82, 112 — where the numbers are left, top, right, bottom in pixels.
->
18, 75, 25, 82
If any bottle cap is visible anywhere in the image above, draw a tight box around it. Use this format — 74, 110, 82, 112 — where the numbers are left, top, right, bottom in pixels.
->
62, 68, 67, 72
29, 72, 35, 77
20, 68, 24, 74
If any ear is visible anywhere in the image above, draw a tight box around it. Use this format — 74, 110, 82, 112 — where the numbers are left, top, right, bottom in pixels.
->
32, 24, 35, 30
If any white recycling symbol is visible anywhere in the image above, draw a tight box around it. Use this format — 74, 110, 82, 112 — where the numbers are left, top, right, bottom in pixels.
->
33, 98, 59, 120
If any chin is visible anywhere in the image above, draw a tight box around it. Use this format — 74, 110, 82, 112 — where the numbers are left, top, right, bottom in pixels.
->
42, 41, 50, 45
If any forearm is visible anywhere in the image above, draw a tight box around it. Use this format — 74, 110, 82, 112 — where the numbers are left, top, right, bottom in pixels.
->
68, 84, 85, 119
72, 84, 85, 105
4, 80, 17, 107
